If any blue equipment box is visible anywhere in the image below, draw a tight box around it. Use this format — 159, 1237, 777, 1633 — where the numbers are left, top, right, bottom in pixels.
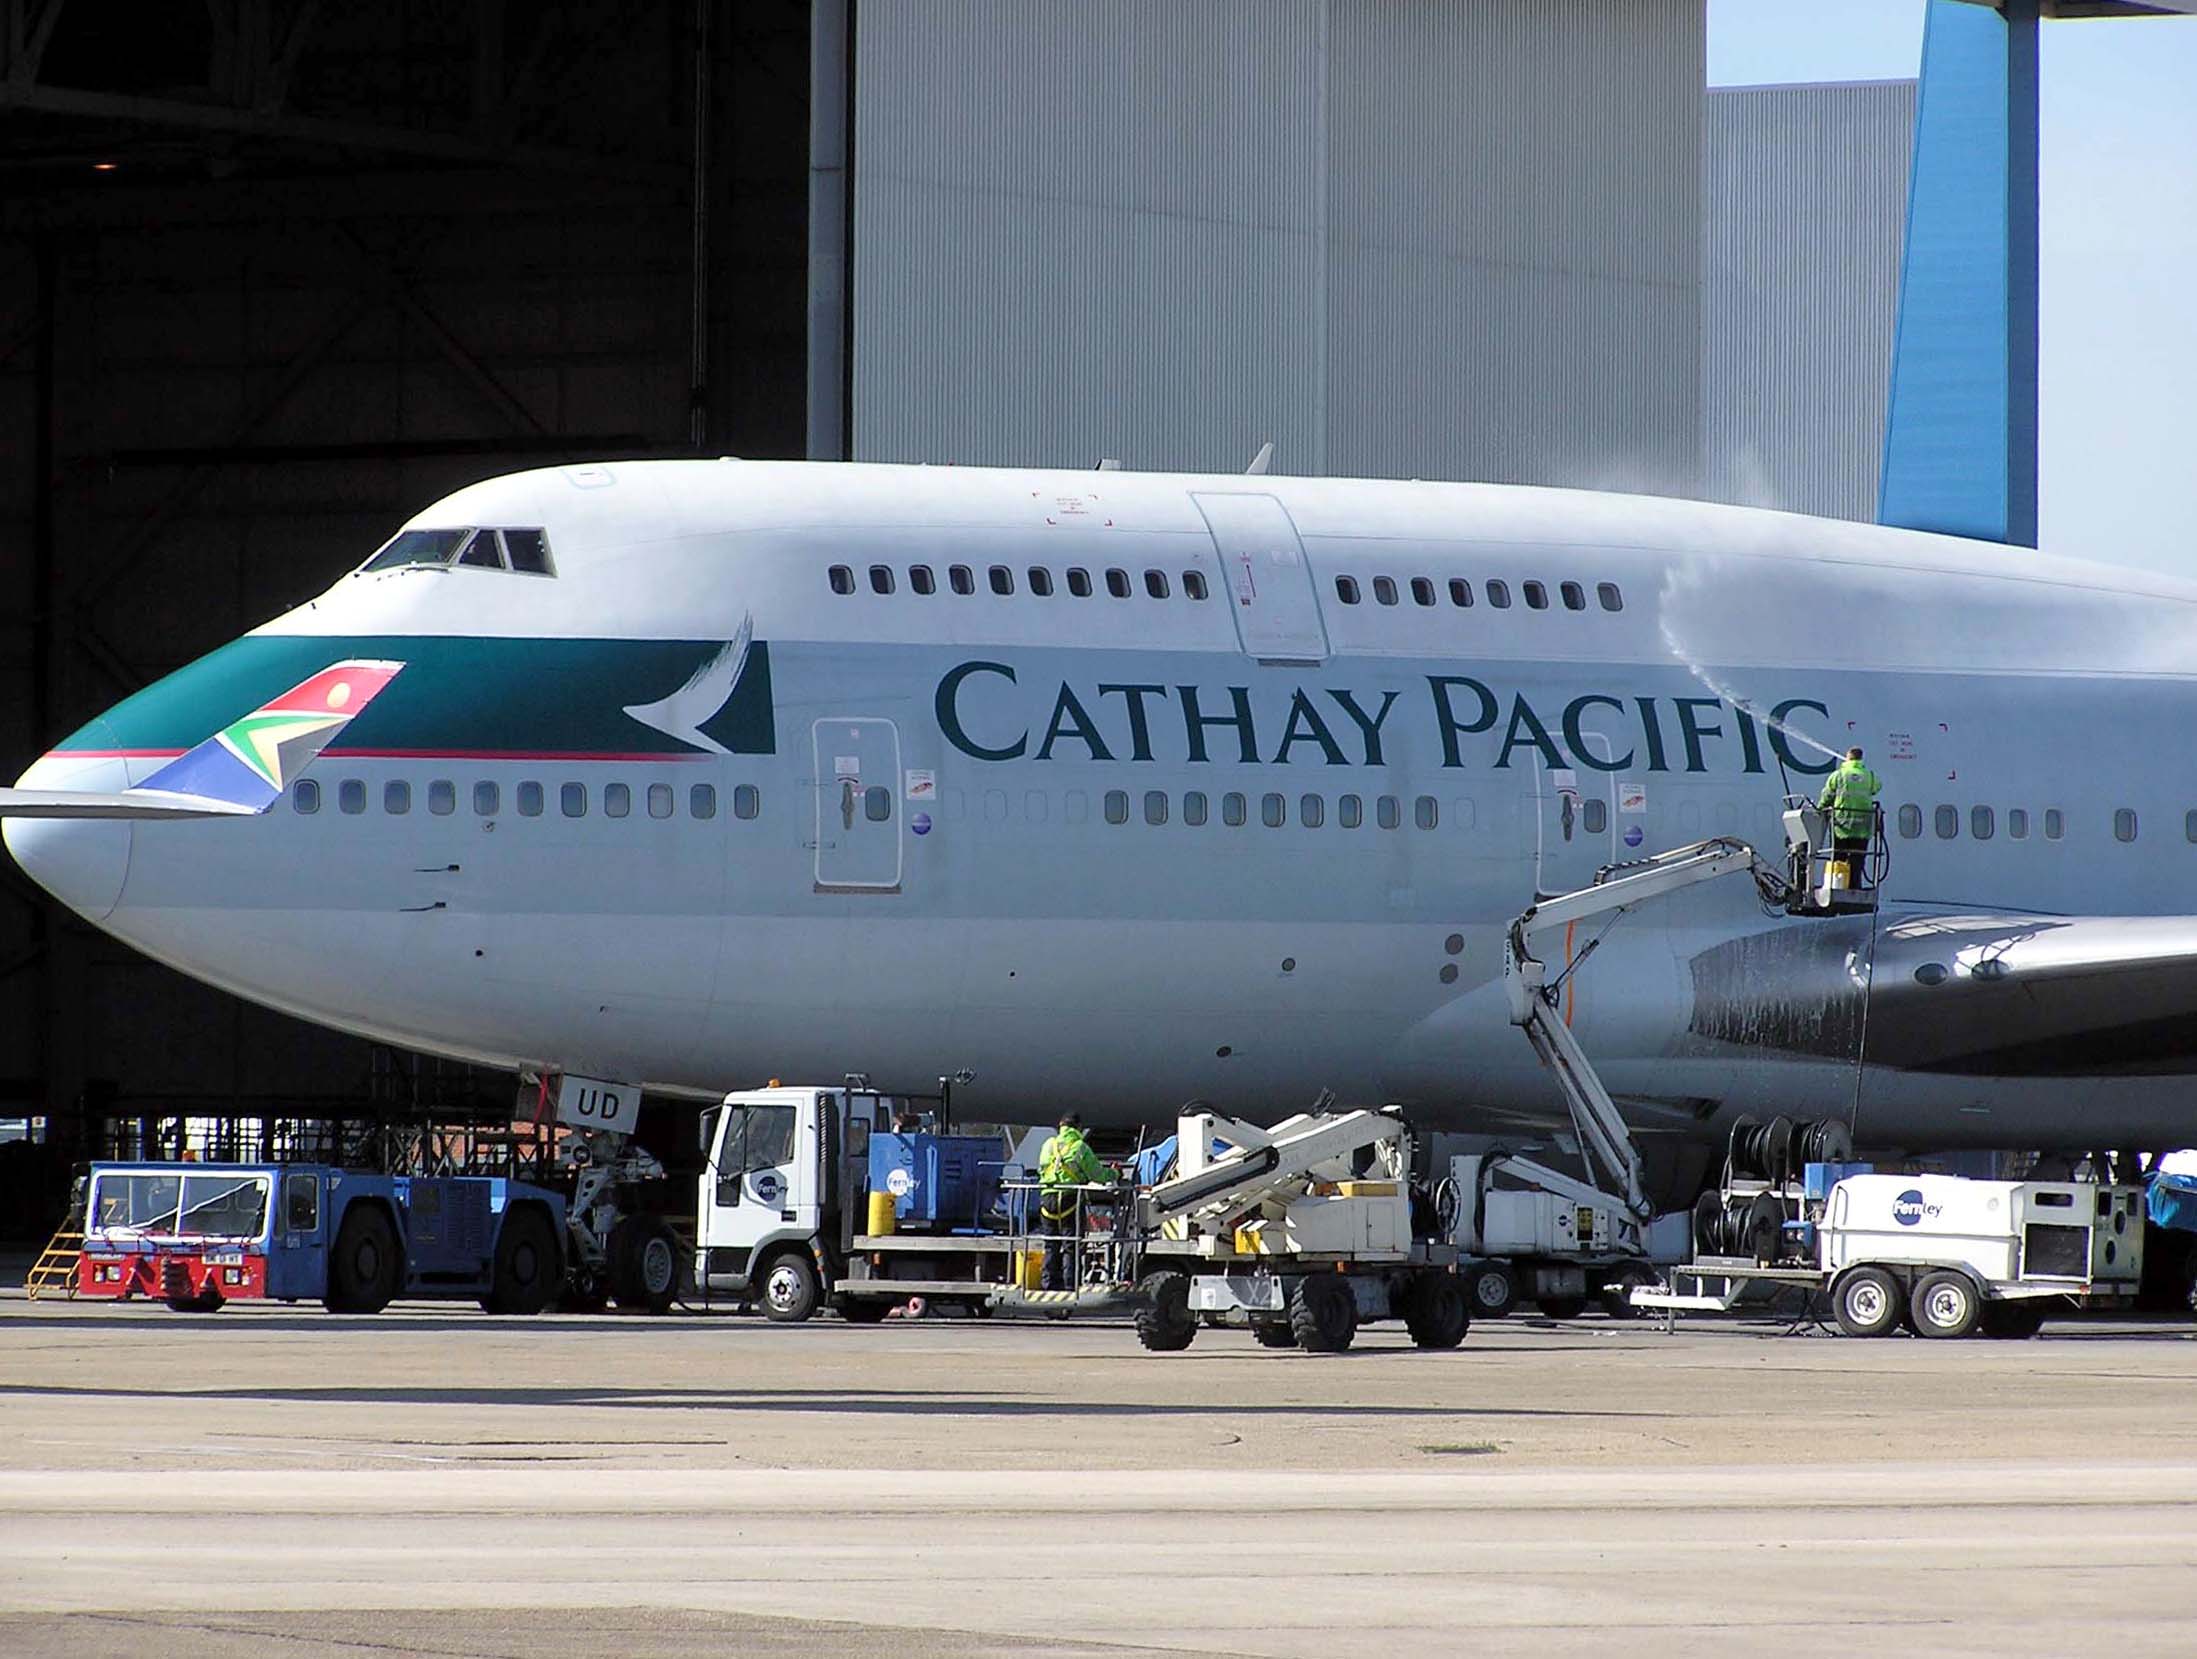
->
1803, 1160, 1875, 1201
869, 1132, 1000, 1229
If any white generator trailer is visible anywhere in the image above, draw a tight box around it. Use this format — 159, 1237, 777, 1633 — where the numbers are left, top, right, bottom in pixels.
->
1444, 1152, 1653, 1320
1640, 1170, 2144, 1338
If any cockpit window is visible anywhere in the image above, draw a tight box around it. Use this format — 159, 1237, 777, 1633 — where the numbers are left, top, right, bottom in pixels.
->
365, 529, 468, 570
362, 526, 555, 577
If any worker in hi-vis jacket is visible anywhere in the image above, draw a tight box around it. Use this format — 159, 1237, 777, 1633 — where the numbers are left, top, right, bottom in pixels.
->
1036, 1113, 1112, 1292
1818, 746, 1882, 888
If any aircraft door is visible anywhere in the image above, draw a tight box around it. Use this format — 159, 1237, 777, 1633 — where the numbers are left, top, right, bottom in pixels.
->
812, 718, 902, 893
1533, 726, 1621, 900
1192, 492, 1329, 664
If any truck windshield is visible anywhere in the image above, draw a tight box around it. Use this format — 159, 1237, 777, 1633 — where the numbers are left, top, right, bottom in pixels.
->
177, 1174, 271, 1239
740, 1105, 796, 1172
92, 1172, 182, 1233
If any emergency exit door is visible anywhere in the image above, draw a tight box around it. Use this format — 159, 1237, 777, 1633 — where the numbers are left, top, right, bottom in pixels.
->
1192, 492, 1329, 664
812, 718, 902, 893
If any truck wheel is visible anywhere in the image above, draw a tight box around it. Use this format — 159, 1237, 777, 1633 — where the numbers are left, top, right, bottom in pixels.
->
1535, 1295, 1587, 1321
1251, 1321, 1298, 1348
836, 1295, 892, 1323
165, 1289, 224, 1314
1832, 1266, 1903, 1338
1134, 1271, 1197, 1352
1403, 1274, 1469, 1350
324, 1204, 400, 1314
1598, 1266, 1653, 1320
608, 1215, 681, 1314
1909, 1270, 1981, 1339
1465, 1262, 1517, 1319
1289, 1274, 1358, 1353
488, 1206, 559, 1316
759, 1250, 820, 1322
1979, 1299, 2047, 1340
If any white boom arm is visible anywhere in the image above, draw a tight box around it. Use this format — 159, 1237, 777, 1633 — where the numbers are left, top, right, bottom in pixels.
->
1505, 838, 1788, 1221
1144, 1107, 1405, 1222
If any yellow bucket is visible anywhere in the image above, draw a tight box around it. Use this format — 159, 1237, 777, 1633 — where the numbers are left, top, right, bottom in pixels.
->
866, 1190, 898, 1237
1016, 1249, 1045, 1290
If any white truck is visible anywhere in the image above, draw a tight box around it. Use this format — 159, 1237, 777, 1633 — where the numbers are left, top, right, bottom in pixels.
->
1642, 1169, 2145, 1337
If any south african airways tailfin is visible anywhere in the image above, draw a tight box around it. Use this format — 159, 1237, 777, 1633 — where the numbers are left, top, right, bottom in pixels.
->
0, 659, 404, 820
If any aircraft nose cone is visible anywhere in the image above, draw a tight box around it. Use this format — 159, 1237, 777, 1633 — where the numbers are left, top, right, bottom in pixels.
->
3, 750, 134, 922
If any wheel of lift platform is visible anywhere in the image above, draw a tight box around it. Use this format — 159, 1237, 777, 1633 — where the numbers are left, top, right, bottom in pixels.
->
1403, 1273, 1469, 1349
1909, 1269, 1981, 1339
556, 1270, 611, 1314
1289, 1274, 1358, 1353
1465, 1260, 1517, 1318
1832, 1266, 1904, 1338
1598, 1264, 1654, 1320
759, 1250, 821, 1323
1134, 1270, 1197, 1352
324, 1203, 401, 1314
488, 1205, 559, 1316
164, 1289, 224, 1314
1534, 1294, 1587, 1321
1251, 1321, 1299, 1348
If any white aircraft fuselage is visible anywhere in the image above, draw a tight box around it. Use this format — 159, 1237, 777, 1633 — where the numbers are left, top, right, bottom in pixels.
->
11, 460, 2197, 1168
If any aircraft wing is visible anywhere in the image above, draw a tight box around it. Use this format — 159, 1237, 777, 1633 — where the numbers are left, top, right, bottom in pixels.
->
0, 659, 404, 822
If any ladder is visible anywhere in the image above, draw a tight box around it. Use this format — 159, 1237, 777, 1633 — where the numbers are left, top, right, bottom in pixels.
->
24, 1224, 83, 1300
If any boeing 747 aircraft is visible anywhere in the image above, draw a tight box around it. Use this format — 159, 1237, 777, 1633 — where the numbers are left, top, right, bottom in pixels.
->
8, 460, 2196, 1193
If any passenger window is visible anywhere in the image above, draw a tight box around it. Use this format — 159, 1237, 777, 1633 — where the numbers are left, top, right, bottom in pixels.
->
473, 781, 499, 817
1898, 803, 1921, 838
1144, 790, 1168, 825
517, 782, 543, 817
605, 782, 631, 819
1410, 577, 1435, 607
907, 565, 935, 596
428, 779, 456, 816
383, 780, 409, 815
1971, 805, 1993, 840
1183, 570, 1208, 601
2009, 807, 2028, 840
294, 779, 320, 814
1183, 790, 1208, 826
1145, 570, 1170, 599
1335, 576, 1361, 605
829, 565, 855, 595
1067, 567, 1093, 597
2187, 809, 2197, 845
988, 565, 1014, 595
503, 529, 553, 575
1583, 798, 1607, 833
1523, 581, 1548, 610
458, 529, 505, 569
1338, 794, 1362, 828
283, 1172, 319, 1232
1222, 792, 1247, 827
1597, 582, 1623, 612
1377, 795, 1400, 830
1261, 792, 1286, 828
949, 565, 975, 595
733, 784, 759, 820
648, 783, 674, 819
1028, 567, 1054, 597
1415, 795, 1439, 830
1934, 805, 1958, 839
561, 782, 587, 818
2044, 808, 2064, 840
691, 784, 717, 820
1104, 789, 1129, 825
1448, 579, 1473, 607
1373, 576, 1398, 606
1105, 568, 1131, 599
1561, 581, 1586, 611
865, 786, 891, 822
869, 564, 895, 595
1486, 580, 1512, 608
1300, 793, 1324, 828
2115, 808, 2138, 843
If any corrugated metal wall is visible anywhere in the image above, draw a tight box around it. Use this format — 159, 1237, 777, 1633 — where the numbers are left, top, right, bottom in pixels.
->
1702, 81, 1917, 523
852, 0, 1703, 492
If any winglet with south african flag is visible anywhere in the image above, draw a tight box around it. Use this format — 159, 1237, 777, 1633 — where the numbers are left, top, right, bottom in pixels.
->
0, 660, 404, 820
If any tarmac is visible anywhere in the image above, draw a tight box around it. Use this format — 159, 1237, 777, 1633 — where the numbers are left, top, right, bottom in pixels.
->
3, 1293, 2196, 1658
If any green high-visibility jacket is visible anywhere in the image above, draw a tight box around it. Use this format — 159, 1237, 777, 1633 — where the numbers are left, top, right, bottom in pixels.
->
1038, 1128, 1110, 1188
1818, 759, 1882, 839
